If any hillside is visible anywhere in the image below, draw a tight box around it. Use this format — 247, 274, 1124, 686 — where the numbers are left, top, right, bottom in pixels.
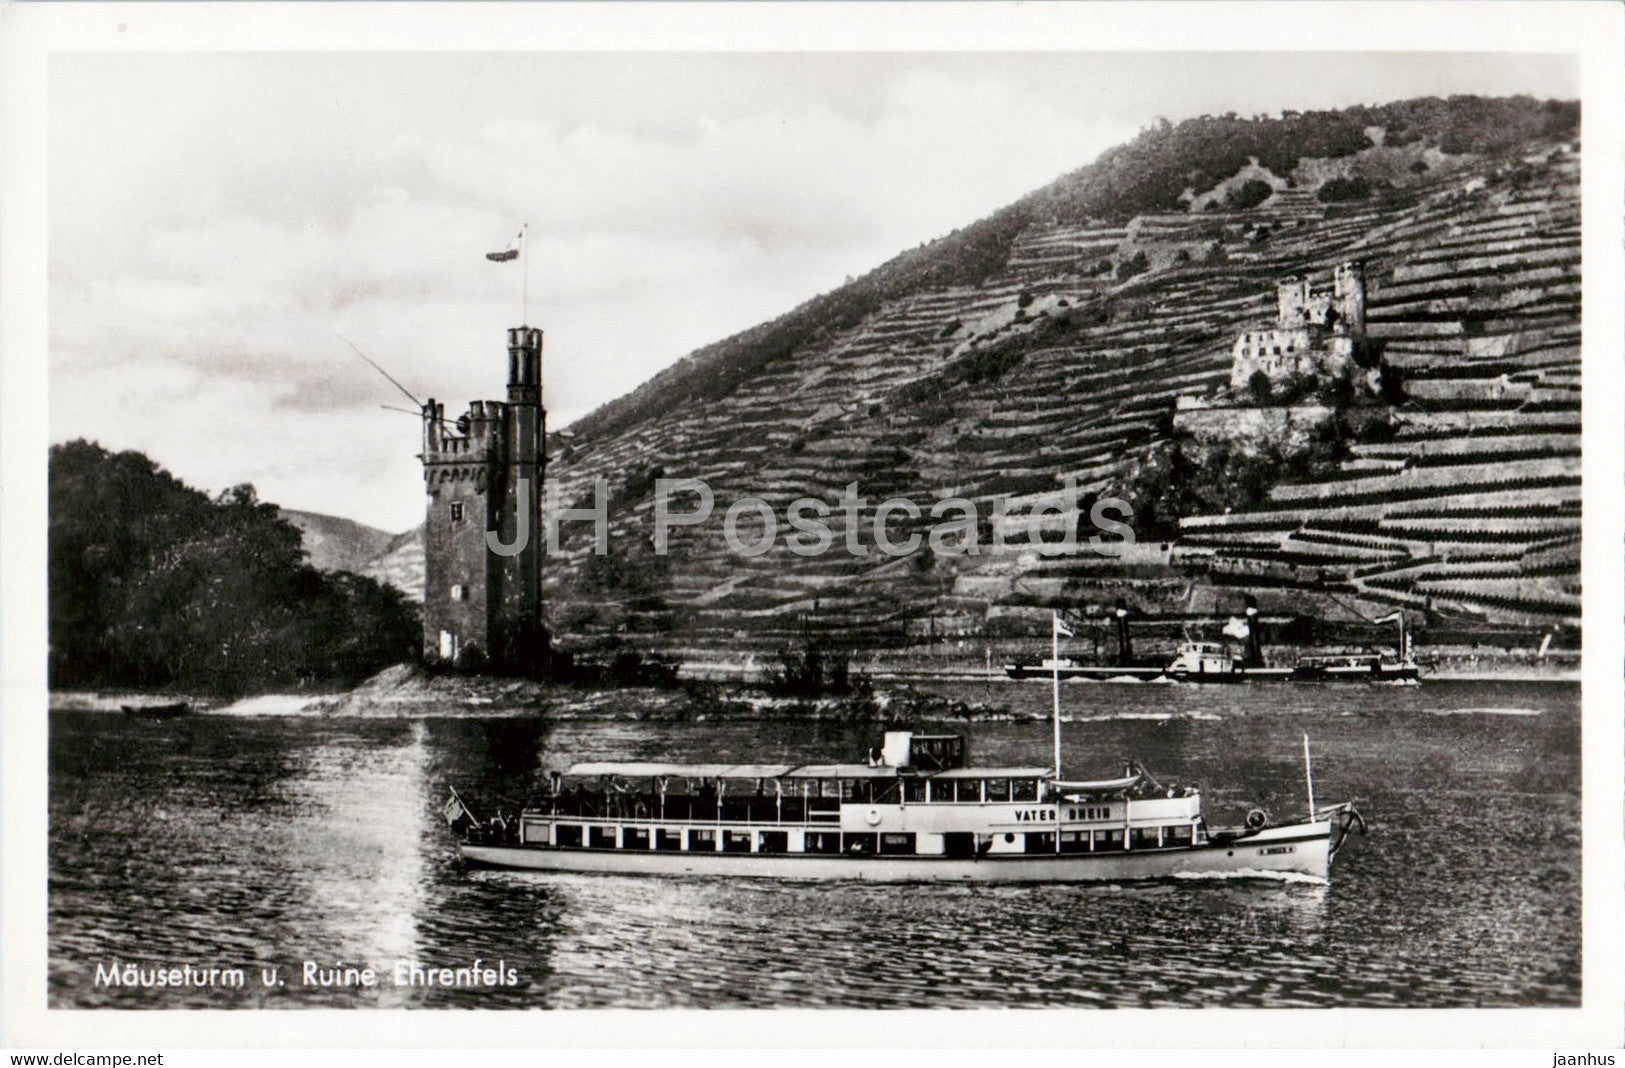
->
278, 509, 396, 574
535, 97, 1582, 655
360, 525, 427, 603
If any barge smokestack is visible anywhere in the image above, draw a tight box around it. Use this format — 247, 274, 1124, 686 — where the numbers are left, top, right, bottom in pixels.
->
1114, 597, 1133, 666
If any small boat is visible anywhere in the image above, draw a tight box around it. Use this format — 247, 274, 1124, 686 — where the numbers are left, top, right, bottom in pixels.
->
447, 628, 1365, 883
1290, 652, 1420, 683
120, 701, 192, 720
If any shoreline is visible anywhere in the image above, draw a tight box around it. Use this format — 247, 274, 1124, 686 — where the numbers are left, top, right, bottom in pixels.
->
50, 663, 1579, 720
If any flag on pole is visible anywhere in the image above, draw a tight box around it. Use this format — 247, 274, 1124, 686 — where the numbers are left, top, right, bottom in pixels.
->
441, 789, 470, 826
486, 227, 524, 262
1222, 616, 1250, 640
1053, 613, 1074, 638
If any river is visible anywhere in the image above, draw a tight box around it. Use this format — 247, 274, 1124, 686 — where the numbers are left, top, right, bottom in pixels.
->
48, 678, 1579, 1008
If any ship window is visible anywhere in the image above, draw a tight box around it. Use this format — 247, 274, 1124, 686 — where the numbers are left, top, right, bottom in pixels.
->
879, 833, 916, 856
984, 779, 1011, 802
1096, 829, 1124, 851
804, 831, 841, 855
554, 824, 583, 848
841, 833, 877, 856
1012, 780, 1038, 802
655, 829, 682, 851
1068, 808, 1077, 820
622, 827, 651, 850
902, 779, 927, 804
687, 829, 716, 852
757, 831, 788, 854
1024, 832, 1056, 854
723, 830, 752, 853
450, 502, 465, 522
871, 780, 901, 805
1168, 824, 1193, 844
588, 826, 616, 850
1131, 827, 1161, 850
927, 779, 952, 803
1060, 831, 1089, 854
956, 779, 983, 803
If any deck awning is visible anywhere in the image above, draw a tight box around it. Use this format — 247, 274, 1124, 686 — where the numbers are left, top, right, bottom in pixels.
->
564, 762, 794, 779
561, 762, 1058, 780
931, 766, 1053, 779
781, 764, 897, 779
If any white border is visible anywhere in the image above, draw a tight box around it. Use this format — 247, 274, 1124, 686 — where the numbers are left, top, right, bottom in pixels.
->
3, 0, 1622, 1051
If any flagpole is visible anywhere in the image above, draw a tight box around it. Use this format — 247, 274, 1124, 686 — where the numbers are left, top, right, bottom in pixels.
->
521, 223, 529, 326
1303, 733, 1316, 821
1051, 612, 1062, 780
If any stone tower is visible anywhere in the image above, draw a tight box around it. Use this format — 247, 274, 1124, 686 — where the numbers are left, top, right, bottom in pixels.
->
419, 326, 549, 672
1332, 260, 1366, 337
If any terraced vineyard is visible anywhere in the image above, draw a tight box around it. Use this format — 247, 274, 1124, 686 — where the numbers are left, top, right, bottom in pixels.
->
541, 104, 1581, 653
1176, 146, 1580, 627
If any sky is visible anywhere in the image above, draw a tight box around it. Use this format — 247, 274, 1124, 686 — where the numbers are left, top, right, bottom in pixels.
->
49, 51, 1577, 532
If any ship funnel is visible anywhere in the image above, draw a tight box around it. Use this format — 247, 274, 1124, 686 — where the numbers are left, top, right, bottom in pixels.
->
879, 731, 913, 768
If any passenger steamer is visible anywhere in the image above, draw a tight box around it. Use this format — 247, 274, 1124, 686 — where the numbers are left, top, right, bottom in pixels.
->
447, 645, 1366, 883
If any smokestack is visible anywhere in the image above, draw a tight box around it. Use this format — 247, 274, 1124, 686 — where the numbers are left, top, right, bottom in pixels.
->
1114, 597, 1133, 666
1243, 594, 1263, 668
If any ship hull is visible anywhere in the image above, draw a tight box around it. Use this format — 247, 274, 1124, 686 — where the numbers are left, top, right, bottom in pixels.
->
460, 822, 1332, 883
1004, 664, 1416, 684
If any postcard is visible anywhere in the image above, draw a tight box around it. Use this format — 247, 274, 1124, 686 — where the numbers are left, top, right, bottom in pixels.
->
2, 1, 1621, 1056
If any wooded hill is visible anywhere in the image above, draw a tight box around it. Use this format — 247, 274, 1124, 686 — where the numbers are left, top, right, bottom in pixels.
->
49, 441, 419, 694
540, 96, 1584, 655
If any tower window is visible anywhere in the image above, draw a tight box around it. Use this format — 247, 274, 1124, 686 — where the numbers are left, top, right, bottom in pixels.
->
450, 502, 465, 522
451, 584, 465, 602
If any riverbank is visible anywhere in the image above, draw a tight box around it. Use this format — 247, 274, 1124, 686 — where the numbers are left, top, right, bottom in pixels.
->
50, 654, 1579, 723
49, 664, 1004, 722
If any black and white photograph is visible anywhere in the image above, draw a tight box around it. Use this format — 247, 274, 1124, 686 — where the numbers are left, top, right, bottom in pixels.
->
2, 1, 1621, 1056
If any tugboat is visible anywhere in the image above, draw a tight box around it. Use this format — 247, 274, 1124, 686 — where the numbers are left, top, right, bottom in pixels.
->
447, 617, 1365, 883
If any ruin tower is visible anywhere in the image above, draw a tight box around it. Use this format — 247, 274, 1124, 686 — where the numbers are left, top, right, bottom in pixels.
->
419, 326, 549, 671
1333, 260, 1367, 338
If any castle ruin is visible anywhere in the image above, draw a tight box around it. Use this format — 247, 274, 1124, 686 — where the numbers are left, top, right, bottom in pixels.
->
1228, 260, 1366, 390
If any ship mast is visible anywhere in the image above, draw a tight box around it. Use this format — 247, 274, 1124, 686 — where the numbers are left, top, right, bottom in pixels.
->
1051, 612, 1073, 778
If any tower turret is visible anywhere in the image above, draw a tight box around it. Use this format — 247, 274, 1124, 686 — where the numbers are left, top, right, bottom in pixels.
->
507, 326, 543, 406
1334, 260, 1367, 338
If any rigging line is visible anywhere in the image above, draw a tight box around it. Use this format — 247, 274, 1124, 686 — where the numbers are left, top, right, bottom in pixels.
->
1324, 589, 1408, 626
380, 404, 456, 435
337, 332, 422, 408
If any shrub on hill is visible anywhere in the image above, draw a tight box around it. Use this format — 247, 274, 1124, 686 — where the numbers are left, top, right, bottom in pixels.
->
1228, 179, 1276, 210
49, 440, 418, 694
1318, 176, 1372, 203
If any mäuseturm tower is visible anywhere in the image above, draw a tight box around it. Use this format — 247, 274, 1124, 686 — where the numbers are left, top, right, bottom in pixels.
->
419, 326, 549, 672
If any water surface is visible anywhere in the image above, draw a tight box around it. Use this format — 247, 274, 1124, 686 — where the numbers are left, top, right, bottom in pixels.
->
49, 679, 1579, 1008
